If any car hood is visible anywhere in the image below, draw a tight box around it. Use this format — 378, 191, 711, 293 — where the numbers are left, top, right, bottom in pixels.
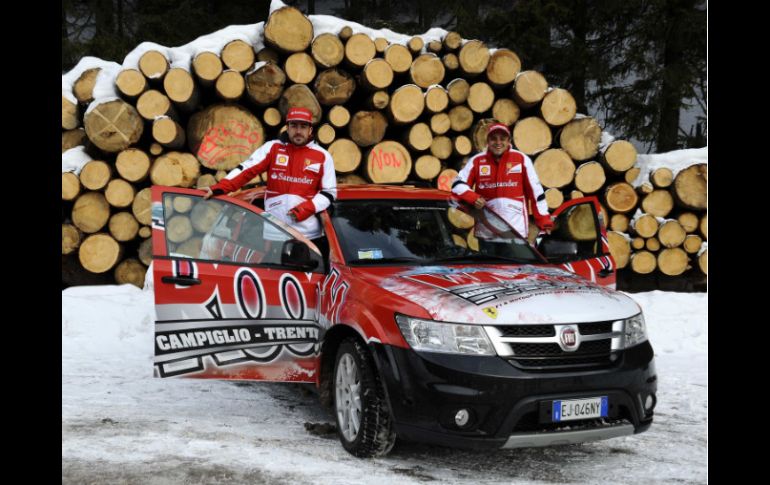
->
352, 264, 639, 324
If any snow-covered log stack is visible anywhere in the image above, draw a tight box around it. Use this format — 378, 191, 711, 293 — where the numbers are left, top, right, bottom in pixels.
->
61, 1, 706, 290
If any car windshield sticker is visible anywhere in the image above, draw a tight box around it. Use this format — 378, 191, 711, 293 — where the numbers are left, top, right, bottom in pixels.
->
357, 248, 383, 259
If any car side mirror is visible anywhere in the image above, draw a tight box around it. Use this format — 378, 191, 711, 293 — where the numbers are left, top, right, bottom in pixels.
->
281, 239, 320, 271
539, 238, 578, 260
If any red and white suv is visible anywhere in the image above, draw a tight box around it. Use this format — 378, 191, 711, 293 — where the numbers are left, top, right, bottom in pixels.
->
152, 184, 656, 457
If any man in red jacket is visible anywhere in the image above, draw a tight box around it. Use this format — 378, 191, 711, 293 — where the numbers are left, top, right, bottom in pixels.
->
452, 122, 553, 240
203, 107, 336, 252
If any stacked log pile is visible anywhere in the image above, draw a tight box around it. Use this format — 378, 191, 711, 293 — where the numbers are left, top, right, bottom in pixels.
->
61, 3, 706, 289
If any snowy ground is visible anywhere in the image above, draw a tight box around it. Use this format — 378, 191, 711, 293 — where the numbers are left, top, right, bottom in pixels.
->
62, 285, 707, 484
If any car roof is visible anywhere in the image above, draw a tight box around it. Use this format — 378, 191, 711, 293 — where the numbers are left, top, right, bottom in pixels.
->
233, 184, 454, 203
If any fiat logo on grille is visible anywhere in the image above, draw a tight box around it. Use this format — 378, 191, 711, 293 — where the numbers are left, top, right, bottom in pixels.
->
558, 325, 580, 352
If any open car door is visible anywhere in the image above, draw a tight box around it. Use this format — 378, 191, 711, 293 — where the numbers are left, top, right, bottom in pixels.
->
536, 196, 616, 287
151, 186, 325, 381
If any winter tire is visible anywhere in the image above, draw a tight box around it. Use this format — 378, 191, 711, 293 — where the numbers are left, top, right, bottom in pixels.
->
333, 337, 396, 457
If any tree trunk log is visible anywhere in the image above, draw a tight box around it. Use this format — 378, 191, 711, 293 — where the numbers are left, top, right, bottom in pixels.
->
221, 39, 255, 73
633, 213, 659, 238
630, 250, 656, 274
115, 68, 147, 99
540, 88, 576, 127
609, 213, 629, 232
136, 89, 175, 121
196, 174, 217, 188
650, 167, 674, 188
263, 107, 282, 127
430, 113, 451, 135
492, 98, 520, 126
673, 163, 707, 210
138, 226, 152, 238
215, 70, 246, 101
424, 85, 449, 113
559, 117, 601, 162
453, 135, 472, 156
314, 68, 356, 106
534, 149, 575, 189
79, 160, 112, 191
79, 233, 124, 274
468, 82, 494, 113
600, 140, 637, 174
62, 172, 81, 201
448, 207, 475, 229
657, 248, 689, 276
658, 220, 686, 248
512, 117, 552, 156
191, 200, 223, 233
115, 149, 150, 183
245, 61, 286, 106
345, 33, 376, 69
486, 49, 521, 87
443, 31, 462, 51
74, 68, 100, 104
151, 151, 200, 188
138, 238, 153, 266
191, 52, 222, 87
698, 249, 707, 275
316, 123, 336, 145
388, 84, 424, 124
328, 138, 361, 174
265, 6, 313, 53
700, 213, 707, 239
405, 123, 433, 151
545, 188, 564, 210
139, 50, 169, 80
349, 110, 388, 147
512, 70, 548, 108
683, 234, 703, 254
442, 53, 459, 72
164, 68, 199, 111
365, 141, 412, 183
414, 155, 441, 180
631, 237, 645, 250
338, 26, 353, 42
285, 52, 317, 84
62, 223, 82, 255
645, 237, 661, 252
187, 104, 265, 171
641, 190, 674, 217
446, 78, 469, 105
152, 117, 186, 148
365, 91, 390, 110
607, 231, 630, 269
458, 40, 490, 76
604, 182, 638, 213
114, 258, 147, 288
62, 95, 79, 130
108, 211, 140, 241
132, 188, 152, 225
311, 33, 345, 68
426, 40, 442, 54
84, 99, 144, 153
361, 58, 394, 90
561, 204, 597, 241
328, 105, 351, 128
338, 174, 367, 184
448, 105, 473, 132
149, 143, 164, 156
383, 44, 412, 74
410, 53, 445, 89
430, 136, 453, 160
677, 212, 699, 233
167, 214, 194, 243
436, 168, 458, 192
407, 36, 424, 55
624, 166, 641, 184
105, 179, 136, 208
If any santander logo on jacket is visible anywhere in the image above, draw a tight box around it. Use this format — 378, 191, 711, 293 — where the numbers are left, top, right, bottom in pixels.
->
210, 134, 337, 240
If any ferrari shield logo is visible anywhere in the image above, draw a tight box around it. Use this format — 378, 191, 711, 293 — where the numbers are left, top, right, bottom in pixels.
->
483, 307, 498, 319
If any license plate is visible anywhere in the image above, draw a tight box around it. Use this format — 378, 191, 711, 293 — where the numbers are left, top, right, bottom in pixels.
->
552, 396, 608, 422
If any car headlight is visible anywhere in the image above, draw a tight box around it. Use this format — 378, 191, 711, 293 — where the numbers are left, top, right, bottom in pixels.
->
395, 314, 495, 355
623, 313, 648, 348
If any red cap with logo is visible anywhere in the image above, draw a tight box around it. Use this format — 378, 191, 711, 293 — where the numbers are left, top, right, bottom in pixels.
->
487, 122, 511, 137
286, 107, 313, 124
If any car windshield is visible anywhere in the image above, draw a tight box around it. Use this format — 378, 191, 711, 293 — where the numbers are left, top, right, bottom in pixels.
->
330, 198, 545, 266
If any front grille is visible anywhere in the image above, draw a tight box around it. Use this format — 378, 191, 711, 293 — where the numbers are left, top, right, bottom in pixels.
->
511, 339, 611, 357
499, 325, 555, 337
489, 321, 620, 372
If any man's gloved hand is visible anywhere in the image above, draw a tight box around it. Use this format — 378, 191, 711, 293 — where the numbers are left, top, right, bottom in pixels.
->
538, 216, 554, 234
289, 200, 316, 222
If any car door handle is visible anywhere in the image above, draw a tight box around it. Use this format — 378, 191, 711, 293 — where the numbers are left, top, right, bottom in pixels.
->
161, 275, 201, 286
598, 268, 612, 278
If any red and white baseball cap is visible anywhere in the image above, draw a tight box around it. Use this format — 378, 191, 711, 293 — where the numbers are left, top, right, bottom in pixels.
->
286, 107, 313, 124
487, 122, 511, 137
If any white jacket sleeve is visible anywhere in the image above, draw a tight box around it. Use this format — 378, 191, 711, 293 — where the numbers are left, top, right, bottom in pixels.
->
310, 148, 337, 212
522, 153, 549, 218
224, 140, 277, 180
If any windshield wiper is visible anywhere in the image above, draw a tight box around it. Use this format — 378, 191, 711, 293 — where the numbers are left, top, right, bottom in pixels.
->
347, 256, 422, 265
431, 252, 535, 264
